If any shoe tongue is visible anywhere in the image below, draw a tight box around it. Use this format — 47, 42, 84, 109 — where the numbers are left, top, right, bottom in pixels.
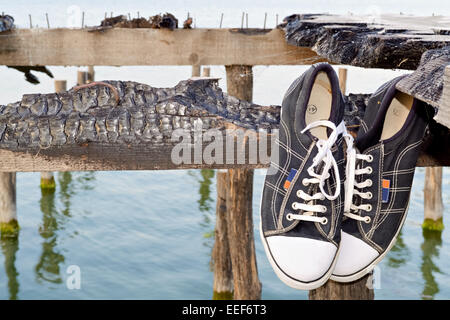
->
302, 63, 344, 140
355, 76, 406, 152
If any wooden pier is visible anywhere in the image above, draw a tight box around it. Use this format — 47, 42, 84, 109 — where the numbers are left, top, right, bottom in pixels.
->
0, 13, 449, 300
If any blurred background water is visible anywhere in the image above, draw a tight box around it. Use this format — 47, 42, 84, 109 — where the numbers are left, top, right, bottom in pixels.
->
0, 0, 449, 300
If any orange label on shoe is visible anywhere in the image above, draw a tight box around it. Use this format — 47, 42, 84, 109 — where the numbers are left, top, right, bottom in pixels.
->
382, 179, 390, 203
283, 168, 297, 190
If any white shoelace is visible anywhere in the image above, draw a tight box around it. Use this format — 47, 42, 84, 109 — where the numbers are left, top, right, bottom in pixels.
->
343, 134, 373, 223
288, 120, 350, 225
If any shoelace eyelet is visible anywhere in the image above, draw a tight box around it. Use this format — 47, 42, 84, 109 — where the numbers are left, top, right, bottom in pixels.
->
366, 167, 373, 174
366, 204, 372, 211
364, 216, 371, 224
367, 179, 373, 187
367, 155, 374, 162
292, 202, 300, 210
286, 213, 293, 221
367, 192, 373, 199
320, 217, 328, 225
302, 179, 309, 186
321, 205, 327, 213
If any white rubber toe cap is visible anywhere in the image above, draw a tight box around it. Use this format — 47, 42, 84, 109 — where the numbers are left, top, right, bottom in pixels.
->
332, 231, 379, 277
266, 235, 337, 283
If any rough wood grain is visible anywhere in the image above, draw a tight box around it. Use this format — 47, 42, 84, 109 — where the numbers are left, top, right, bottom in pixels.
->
423, 167, 444, 231
396, 47, 450, 110
225, 168, 261, 300
280, 14, 450, 70
309, 274, 374, 300
224, 65, 261, 300
435, 65, 450, 127
0, 28, 323, 66
0, 78, 447, 171
212, 171, 234, 300
0, 172, 16, 225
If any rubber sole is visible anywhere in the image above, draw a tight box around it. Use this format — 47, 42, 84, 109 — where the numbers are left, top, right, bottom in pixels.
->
259, 221, 340, 290
330, 202, 410, 283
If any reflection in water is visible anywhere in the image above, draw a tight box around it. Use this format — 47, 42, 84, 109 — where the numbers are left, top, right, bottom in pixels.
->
387, 231, 410, 269
188, 169, 216, 248
421, 229, 443, 300
35, 187, 65, 284
35, 172, 95, 285
0, 236, 19, 300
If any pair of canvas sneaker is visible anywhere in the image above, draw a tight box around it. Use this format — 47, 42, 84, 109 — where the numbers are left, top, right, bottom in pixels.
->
260, 63, 432, 290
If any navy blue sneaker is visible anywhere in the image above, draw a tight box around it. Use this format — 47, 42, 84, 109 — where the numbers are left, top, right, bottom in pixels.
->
332, 76, 433, 282
260, 63, 351, 290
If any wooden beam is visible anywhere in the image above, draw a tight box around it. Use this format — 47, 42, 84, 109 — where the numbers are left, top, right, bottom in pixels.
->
0, 28, 324, 66
280, 14, 450, 70
435, 65, 450, 128
0, 77, 447, 172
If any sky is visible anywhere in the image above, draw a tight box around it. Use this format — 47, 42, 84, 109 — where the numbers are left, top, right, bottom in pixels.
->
1, 0, 449, 29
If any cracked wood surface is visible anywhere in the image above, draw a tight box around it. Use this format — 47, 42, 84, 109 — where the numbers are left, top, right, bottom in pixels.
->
280, 14, 450, 70
0, 78, 446, 171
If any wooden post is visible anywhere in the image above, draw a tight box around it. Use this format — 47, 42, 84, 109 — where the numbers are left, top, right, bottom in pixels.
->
423, 167, 444, 231
87, 66, 95, 83
309, 67, 374, 300
191, 65, 201, 77
338, 68, 348, 95
212, 169, 234, 299
77, 70, 88, 85
40, 80, 67, 193
225, 65, 261, 300
202, 67, 211, 77
0, 172, 18, 237
209, 64, 234, 299
309, 279, 374, 300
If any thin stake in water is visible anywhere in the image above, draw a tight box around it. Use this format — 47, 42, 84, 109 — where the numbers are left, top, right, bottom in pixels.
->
81, 11, 85, 28
241, 12, 244, 29
29, 14, 32, 28
246, 13, 248, 28
264, 12, 267, 29
46, 13, 50, 29
219, 13, 223, 28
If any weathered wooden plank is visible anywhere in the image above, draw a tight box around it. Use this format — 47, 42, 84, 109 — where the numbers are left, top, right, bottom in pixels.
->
434, 65, 450, 127
0, 77, 447, 171
280, 14, 450, 70
0, 28, 323, 66
396, 47, 449, 110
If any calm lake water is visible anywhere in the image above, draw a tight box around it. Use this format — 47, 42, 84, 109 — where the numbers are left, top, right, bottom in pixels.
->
1, 0, 450, 300
0, 168, 449, 299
